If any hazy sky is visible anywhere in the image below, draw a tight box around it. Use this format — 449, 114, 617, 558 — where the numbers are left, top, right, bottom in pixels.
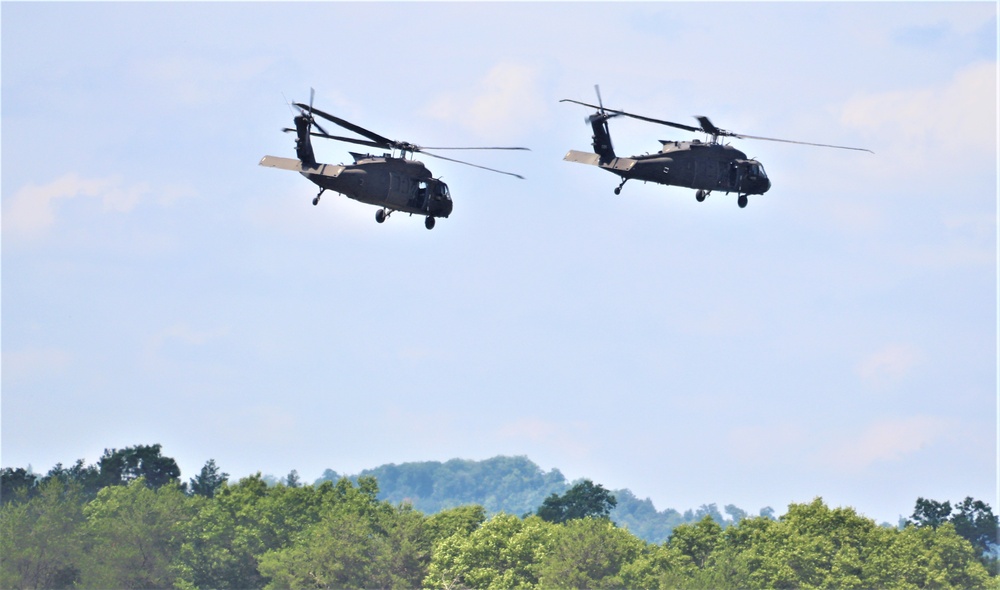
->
3, 2, 996, 525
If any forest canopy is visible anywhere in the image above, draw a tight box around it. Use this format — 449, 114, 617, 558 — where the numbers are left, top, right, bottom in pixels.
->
2, 445, 996, 589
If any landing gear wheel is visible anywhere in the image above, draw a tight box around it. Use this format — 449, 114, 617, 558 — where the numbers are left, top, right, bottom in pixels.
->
312, 196, 320, 206
696, 190, 707, 202
738, 195, 748, 208
313, 188, 325, 206
425, 216, 436, 230
614, 178, 627, 195
375, 209, 386, 223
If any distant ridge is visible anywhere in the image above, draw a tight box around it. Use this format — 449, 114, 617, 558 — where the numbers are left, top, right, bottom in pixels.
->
315, 455, 768, 543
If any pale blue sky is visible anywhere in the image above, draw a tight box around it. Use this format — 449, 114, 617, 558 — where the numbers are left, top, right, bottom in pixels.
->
2, 2, 996, 524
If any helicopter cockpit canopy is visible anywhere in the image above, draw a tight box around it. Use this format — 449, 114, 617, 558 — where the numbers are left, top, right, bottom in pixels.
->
747, 162, 767, 180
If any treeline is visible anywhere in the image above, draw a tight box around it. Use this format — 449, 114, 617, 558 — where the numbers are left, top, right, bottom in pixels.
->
1, 446, 997, 589
317, 455, 774, 543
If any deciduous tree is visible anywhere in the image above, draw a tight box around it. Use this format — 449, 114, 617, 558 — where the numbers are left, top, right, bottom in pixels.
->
79, 477, 193, 589
910, 497, 953, 529
536, 479, 617, 523
0, 478, 85, 589
536, 517, 647, 588
426, 513, 553, 589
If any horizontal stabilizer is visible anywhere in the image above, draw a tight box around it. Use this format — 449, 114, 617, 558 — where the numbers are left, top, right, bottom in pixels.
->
564, 150, 602, 166
563, 150, 636, 171
259, 155, 345, 178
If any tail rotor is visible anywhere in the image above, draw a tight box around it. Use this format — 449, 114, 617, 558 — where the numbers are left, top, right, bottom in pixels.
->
281, 87, 324, 167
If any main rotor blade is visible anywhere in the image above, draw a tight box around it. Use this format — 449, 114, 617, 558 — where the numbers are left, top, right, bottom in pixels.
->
293, 103, 394, 148
560, 99, 702, 133
595, 85, 605, 112
308, 132, 384, 149
414, 146, 530, 151
421, 151, 525, 179
728, 132, 874, 153
696, 116, 721, 136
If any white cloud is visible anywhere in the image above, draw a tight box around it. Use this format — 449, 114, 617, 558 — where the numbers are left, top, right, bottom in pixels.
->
423, 62, 548, 141
841, 61, 997, 156
857, 343, 922, 389
3, 174, 150, 240
825, 416, 956, 471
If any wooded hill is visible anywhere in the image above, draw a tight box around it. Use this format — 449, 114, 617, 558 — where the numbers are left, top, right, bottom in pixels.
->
316, 455, 772, 544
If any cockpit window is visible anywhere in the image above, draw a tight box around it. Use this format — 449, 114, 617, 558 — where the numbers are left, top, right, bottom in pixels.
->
754, 164, 767, 179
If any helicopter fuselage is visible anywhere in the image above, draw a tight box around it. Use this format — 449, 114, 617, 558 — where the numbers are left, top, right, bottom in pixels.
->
613, 140, 771, 196
302, 154, 453, 219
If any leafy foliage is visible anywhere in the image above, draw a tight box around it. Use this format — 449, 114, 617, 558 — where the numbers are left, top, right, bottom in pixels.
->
79, 478, 193, 589
0, 468, 40, 505
425, 513, 554, 589
1, 448, 996, 589
94, 444, 181, 489
316, 456, 768, 543
908, 496, 1000, 575
257, 480, 429, 589
323, 455, 569, 516
536, 479, 617, 523
0, 478, 85, 589
910, 497, 955, 528
536, 517, 646, 588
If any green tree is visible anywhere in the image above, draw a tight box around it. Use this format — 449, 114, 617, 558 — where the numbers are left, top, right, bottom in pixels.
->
0, 467, 39, 505
95, 444, 181, 489
358, 455, 569, 515
79, 477, 193, 589
724, 504, 748, 524
701, 497, 993, 590
313, 468, 341, 485
0, 478, 86, 589
258, 501, 429, 589
669, 515, 723, 571
910, 497, 953, 529
616, 542, 688, 589
174, 473, 334, 589
173, 474, 271, 590
702, 499, 887, 589
867, 522, 992, 588
42, 459, 102, 498
188, 459, 228, 498
425, 513, 553, 589
536, 479, 617, 523
949, 497, 998, 558
610, 488, 686, 544
425, 504, 487, 547
536, 517, 648, 588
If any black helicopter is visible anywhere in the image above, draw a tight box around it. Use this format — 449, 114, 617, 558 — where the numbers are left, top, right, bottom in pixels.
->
561, 86, 872, 208
260, 90, 528, 229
